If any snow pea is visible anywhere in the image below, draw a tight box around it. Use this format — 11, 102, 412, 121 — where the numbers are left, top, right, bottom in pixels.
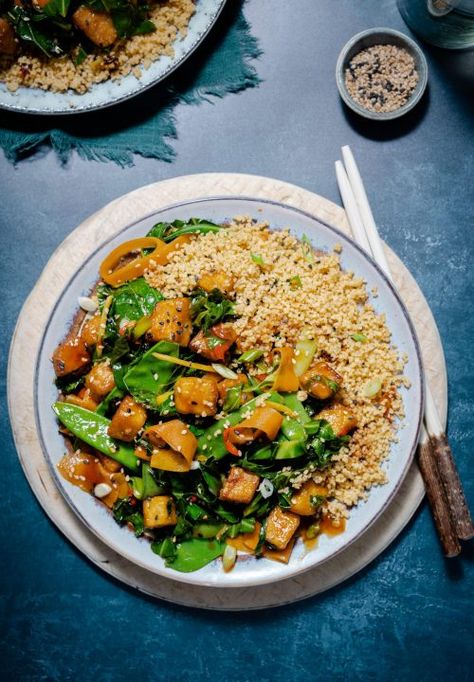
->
53, 402, 140, 472
164, 538, 225, 572
275, 439, 306, 460
142, 464, 165, 498
281, 417, 307, 442
192, 522, 225, 539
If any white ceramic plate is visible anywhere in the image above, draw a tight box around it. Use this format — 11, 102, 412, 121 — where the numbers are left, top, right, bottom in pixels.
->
0, 0, 226, 115
35, 196, 424, 588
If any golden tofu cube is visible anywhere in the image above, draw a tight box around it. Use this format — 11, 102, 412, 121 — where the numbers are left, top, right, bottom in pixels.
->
219, 467, 260, 504
265, 506, 300, 550
300, 361, 342, 400
150, 297, 192, 347
290, 481, 328, 516
143, 496, 177, 529
72, 6, 117, 47
174, 375, 218, 416
108, 395, 147, 442
198, 271, 234, 295
317, 404, 357, 436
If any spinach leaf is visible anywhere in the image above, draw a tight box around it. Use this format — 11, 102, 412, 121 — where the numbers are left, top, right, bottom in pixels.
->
113, 498, 144, 537
107, 336, 130, 364
132, 18, 155, 35
112, 277, 163, 324
55, 374, 84, 394
8, 5, 64, 57
190, 288, 235, 331
73, 45, 88, 66
306, 419, 350, 469
147, 218, 222, 243
42, 0, 71, 19
123, 340, 180, 408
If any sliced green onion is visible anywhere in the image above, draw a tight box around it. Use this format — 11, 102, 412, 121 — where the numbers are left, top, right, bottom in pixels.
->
238, 349, 264, 363
289, 275, 302, 289
131, 477, 144, 500
223, 385, 243, 412
351, 333, 368, 343
239, 518, 256, 534
363, 377, 382, 398
294, 338, 318, 377
310, 495, 326, 508
251, 253, 265, 266
211, 363, 239, 380
306, 523, 321, 540
301, 234, 314, 263
133, 315, 152, 339
222, 544, 237, 572
258, 478, 274, 499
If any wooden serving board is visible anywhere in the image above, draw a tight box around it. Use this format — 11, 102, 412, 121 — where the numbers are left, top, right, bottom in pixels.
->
7, 173, 447, 610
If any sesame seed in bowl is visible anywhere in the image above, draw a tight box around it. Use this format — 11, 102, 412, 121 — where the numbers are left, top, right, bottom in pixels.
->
336, 28, 428, 121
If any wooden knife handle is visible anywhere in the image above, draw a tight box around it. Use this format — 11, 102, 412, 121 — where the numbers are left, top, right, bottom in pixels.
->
418, 440, 460, 557
430, 433, 474, 541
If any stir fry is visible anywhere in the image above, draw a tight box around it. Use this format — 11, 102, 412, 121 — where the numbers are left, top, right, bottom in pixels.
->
0, 0, 155, 59
52, 219, 358, 573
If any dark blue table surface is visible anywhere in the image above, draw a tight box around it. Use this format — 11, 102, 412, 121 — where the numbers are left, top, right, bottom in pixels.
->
1, 1, 473, 680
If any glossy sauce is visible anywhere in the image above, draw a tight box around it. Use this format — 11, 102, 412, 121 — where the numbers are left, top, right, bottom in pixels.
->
58, 450, 128, 508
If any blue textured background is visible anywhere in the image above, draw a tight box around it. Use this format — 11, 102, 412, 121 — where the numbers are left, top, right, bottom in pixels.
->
1, 1, 473, 680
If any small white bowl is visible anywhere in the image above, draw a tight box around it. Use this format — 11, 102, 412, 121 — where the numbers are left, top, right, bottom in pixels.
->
336, 27, 429, 121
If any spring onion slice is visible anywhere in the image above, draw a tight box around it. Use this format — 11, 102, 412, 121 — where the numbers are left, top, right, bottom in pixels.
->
211, 363, 239, 380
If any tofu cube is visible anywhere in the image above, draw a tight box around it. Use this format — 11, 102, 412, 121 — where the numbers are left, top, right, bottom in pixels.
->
143, 496, 177, 529
150, 297, 192, 347
174, 375, 218, 416
219, 467, 260, 505
72, 6, 118, 48
265, 507, 300, 550
316, 404, 357, 436
108, 396, 147, 442
290, 481, 328, 516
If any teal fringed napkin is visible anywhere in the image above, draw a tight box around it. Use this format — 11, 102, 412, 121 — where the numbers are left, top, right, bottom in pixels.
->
0, 3, 261, 166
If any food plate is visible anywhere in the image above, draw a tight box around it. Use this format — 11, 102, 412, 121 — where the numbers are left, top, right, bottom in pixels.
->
34, 195, 424, 588
0, 0, 226, 115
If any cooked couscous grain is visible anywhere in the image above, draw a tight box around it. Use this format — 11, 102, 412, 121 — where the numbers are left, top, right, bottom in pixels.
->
145, 217, 407, 520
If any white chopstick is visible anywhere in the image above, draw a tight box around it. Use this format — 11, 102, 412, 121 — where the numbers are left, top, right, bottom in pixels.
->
335, 161, 372, 255
338, 146, 442, 438
336, 144, 473, 545
341, 146, 393, 281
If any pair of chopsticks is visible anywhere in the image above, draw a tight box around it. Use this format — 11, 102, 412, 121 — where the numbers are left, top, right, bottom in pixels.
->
336, 145, 474, 557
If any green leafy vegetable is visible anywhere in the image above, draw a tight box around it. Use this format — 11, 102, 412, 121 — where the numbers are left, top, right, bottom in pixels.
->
111, 277, 163, 325
122, 340, 180, 408
73, 45, 88, 66
8, 6, 64, 57
147, 218, 222, 243
190, 288, 235, 331
42, 0, 71, 19
113, 498, 144, 537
